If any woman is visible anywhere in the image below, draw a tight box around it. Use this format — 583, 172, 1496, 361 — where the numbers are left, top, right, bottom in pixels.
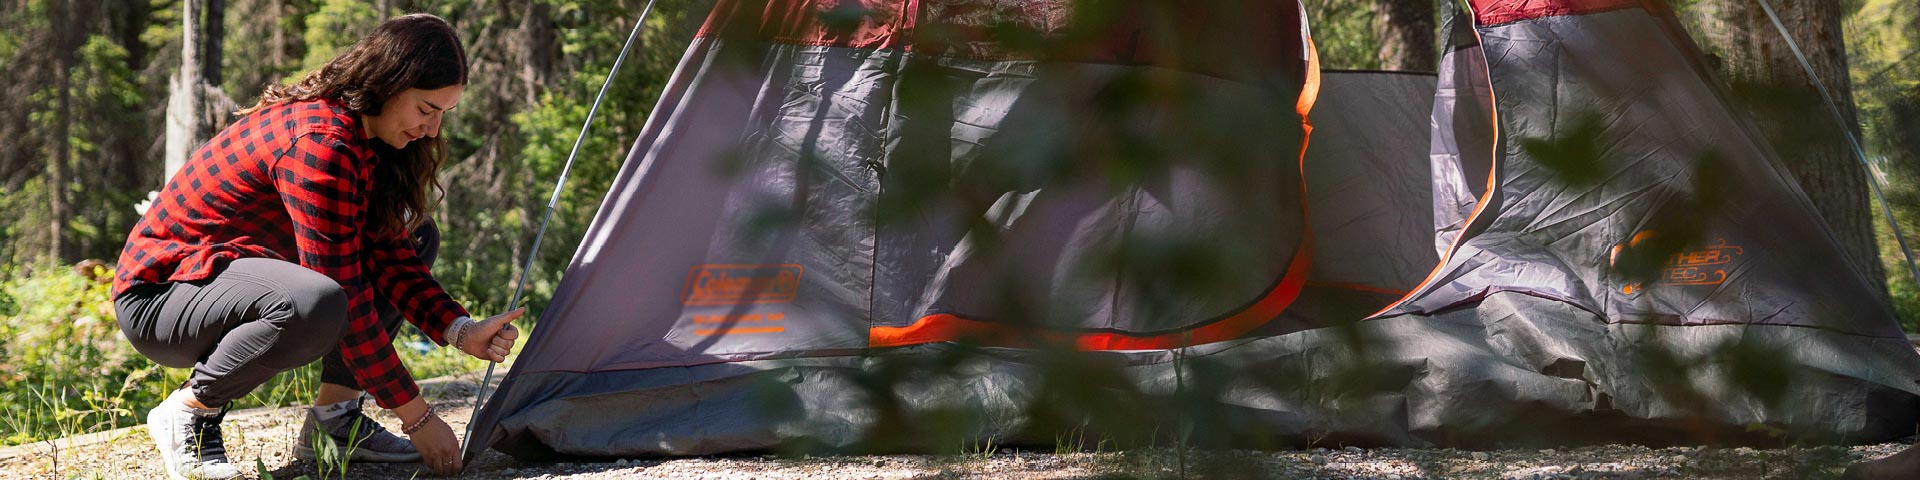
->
114, 13, 517, 478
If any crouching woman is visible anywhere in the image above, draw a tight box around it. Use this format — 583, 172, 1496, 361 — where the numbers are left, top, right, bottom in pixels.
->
113, 13, 519, 479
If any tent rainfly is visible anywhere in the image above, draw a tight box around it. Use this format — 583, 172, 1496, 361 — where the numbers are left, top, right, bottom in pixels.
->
462, 0, 1920, 461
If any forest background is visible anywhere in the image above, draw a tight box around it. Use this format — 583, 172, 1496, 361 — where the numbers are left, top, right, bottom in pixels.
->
0, 0, 1916, 447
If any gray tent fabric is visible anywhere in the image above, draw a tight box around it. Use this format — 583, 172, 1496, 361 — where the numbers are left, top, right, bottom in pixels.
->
462, 0, 1920, 463
505, 0, 1315, 373
472, 295, 1919, 458
1379, 5, 1911, 337
1429, 15, 1495, 257
1380, 0, 1920, 441
465, 0, 1322, 461
1303, 72, 1439, 297
1271, 71, 1441, 329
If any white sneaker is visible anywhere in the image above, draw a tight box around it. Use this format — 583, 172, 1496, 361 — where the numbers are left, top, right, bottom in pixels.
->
146, 389, 241, 480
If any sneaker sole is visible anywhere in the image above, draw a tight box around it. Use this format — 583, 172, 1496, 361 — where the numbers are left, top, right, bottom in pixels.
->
293, 443, 423, 463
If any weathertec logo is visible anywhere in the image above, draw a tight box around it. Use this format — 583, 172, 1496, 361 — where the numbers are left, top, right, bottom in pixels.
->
682, 264, 803, 306
1614, 235, 1744, 295
1659, 239, 1743, 286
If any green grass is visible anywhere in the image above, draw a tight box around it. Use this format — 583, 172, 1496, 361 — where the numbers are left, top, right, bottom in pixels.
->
0, 263, 494, 447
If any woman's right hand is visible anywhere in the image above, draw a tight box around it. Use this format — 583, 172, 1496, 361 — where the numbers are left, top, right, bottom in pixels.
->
458, 308, 524, 362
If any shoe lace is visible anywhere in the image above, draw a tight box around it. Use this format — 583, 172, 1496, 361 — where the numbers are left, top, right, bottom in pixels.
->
328, 402, 396, 442
188, 407, 229, 463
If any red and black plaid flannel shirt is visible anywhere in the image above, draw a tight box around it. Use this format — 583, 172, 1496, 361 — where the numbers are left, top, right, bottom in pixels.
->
114, 99, 470, 409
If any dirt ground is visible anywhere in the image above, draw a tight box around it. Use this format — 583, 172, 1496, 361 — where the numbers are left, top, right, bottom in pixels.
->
1, 371, 1908, 479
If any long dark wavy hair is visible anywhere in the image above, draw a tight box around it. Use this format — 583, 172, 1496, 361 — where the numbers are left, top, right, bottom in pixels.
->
239, 13, 468, 238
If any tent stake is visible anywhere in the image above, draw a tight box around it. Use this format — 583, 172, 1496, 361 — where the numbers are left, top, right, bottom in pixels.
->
461, 0, 660, 455
1751, 0, 1920, 291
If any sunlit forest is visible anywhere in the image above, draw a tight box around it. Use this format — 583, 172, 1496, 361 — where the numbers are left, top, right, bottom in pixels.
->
1, 0, 1916, 322
3, 0, 1920, 469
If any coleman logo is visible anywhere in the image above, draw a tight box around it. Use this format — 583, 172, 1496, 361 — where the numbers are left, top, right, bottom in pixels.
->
682, 264, 803, 306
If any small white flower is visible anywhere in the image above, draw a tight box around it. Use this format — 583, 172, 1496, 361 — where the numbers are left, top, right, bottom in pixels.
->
133, 190, 160, 215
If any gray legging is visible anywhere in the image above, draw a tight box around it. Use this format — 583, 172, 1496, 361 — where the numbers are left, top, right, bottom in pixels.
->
115, 223, 439, 407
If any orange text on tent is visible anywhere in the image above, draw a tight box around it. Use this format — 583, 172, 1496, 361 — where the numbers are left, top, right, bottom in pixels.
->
689, 312, 786, 324
682, 264, 804, 306
691, 312, 787, 336
1619, 238, 1744, 294
1659, 239, 1742, 286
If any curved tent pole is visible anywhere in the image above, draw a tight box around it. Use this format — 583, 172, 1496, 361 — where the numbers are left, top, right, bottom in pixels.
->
460, 0, 660, 453
1750, 0, 1920, 289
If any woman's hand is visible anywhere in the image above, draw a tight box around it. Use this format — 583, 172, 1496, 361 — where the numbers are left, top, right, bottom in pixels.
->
395, 398, 461, 475
412, 414, 459, 475
459, 308, 524, 362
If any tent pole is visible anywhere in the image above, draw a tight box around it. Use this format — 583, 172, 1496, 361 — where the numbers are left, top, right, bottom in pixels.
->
1750, 0, 1920, 291
461, 0, 660, 454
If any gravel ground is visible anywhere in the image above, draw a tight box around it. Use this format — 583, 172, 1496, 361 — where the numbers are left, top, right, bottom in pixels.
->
1, 372, 1905, 479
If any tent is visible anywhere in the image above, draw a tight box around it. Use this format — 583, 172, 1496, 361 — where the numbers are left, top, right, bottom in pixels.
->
462, 0, 1920, 460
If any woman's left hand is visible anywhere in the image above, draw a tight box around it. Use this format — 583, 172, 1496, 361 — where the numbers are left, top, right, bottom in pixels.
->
459, 308, 524, 362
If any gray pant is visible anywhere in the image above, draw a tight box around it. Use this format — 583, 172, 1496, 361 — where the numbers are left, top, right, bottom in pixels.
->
116, 223, 439, 407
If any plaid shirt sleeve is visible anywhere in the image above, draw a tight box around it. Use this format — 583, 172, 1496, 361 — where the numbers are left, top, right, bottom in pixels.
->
367, 233, 470, 346
275, 132, 421, 409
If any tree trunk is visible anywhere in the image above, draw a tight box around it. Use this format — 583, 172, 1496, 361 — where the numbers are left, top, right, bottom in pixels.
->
1683, 0, 1886, 295
1376, 0, 1437, 71
48, 0, 72, 263
270, 0, 284, 68
165, 0, 205, 183
203, 0, 223, 87
520, 2, 558, 105
109, 0, 152, 193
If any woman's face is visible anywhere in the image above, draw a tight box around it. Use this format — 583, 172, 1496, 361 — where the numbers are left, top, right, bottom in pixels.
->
363, 85, 464, 149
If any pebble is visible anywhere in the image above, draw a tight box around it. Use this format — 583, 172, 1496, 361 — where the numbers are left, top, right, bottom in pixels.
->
616, 459, 629, 465
1344, 446, 1363, 453
1471, 452, 1491, 461
1309, 455, 1327, 464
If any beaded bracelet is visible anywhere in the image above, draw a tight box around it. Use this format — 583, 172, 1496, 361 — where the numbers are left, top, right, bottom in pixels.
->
450, 317, 473, 351
402, 404, 436, 435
